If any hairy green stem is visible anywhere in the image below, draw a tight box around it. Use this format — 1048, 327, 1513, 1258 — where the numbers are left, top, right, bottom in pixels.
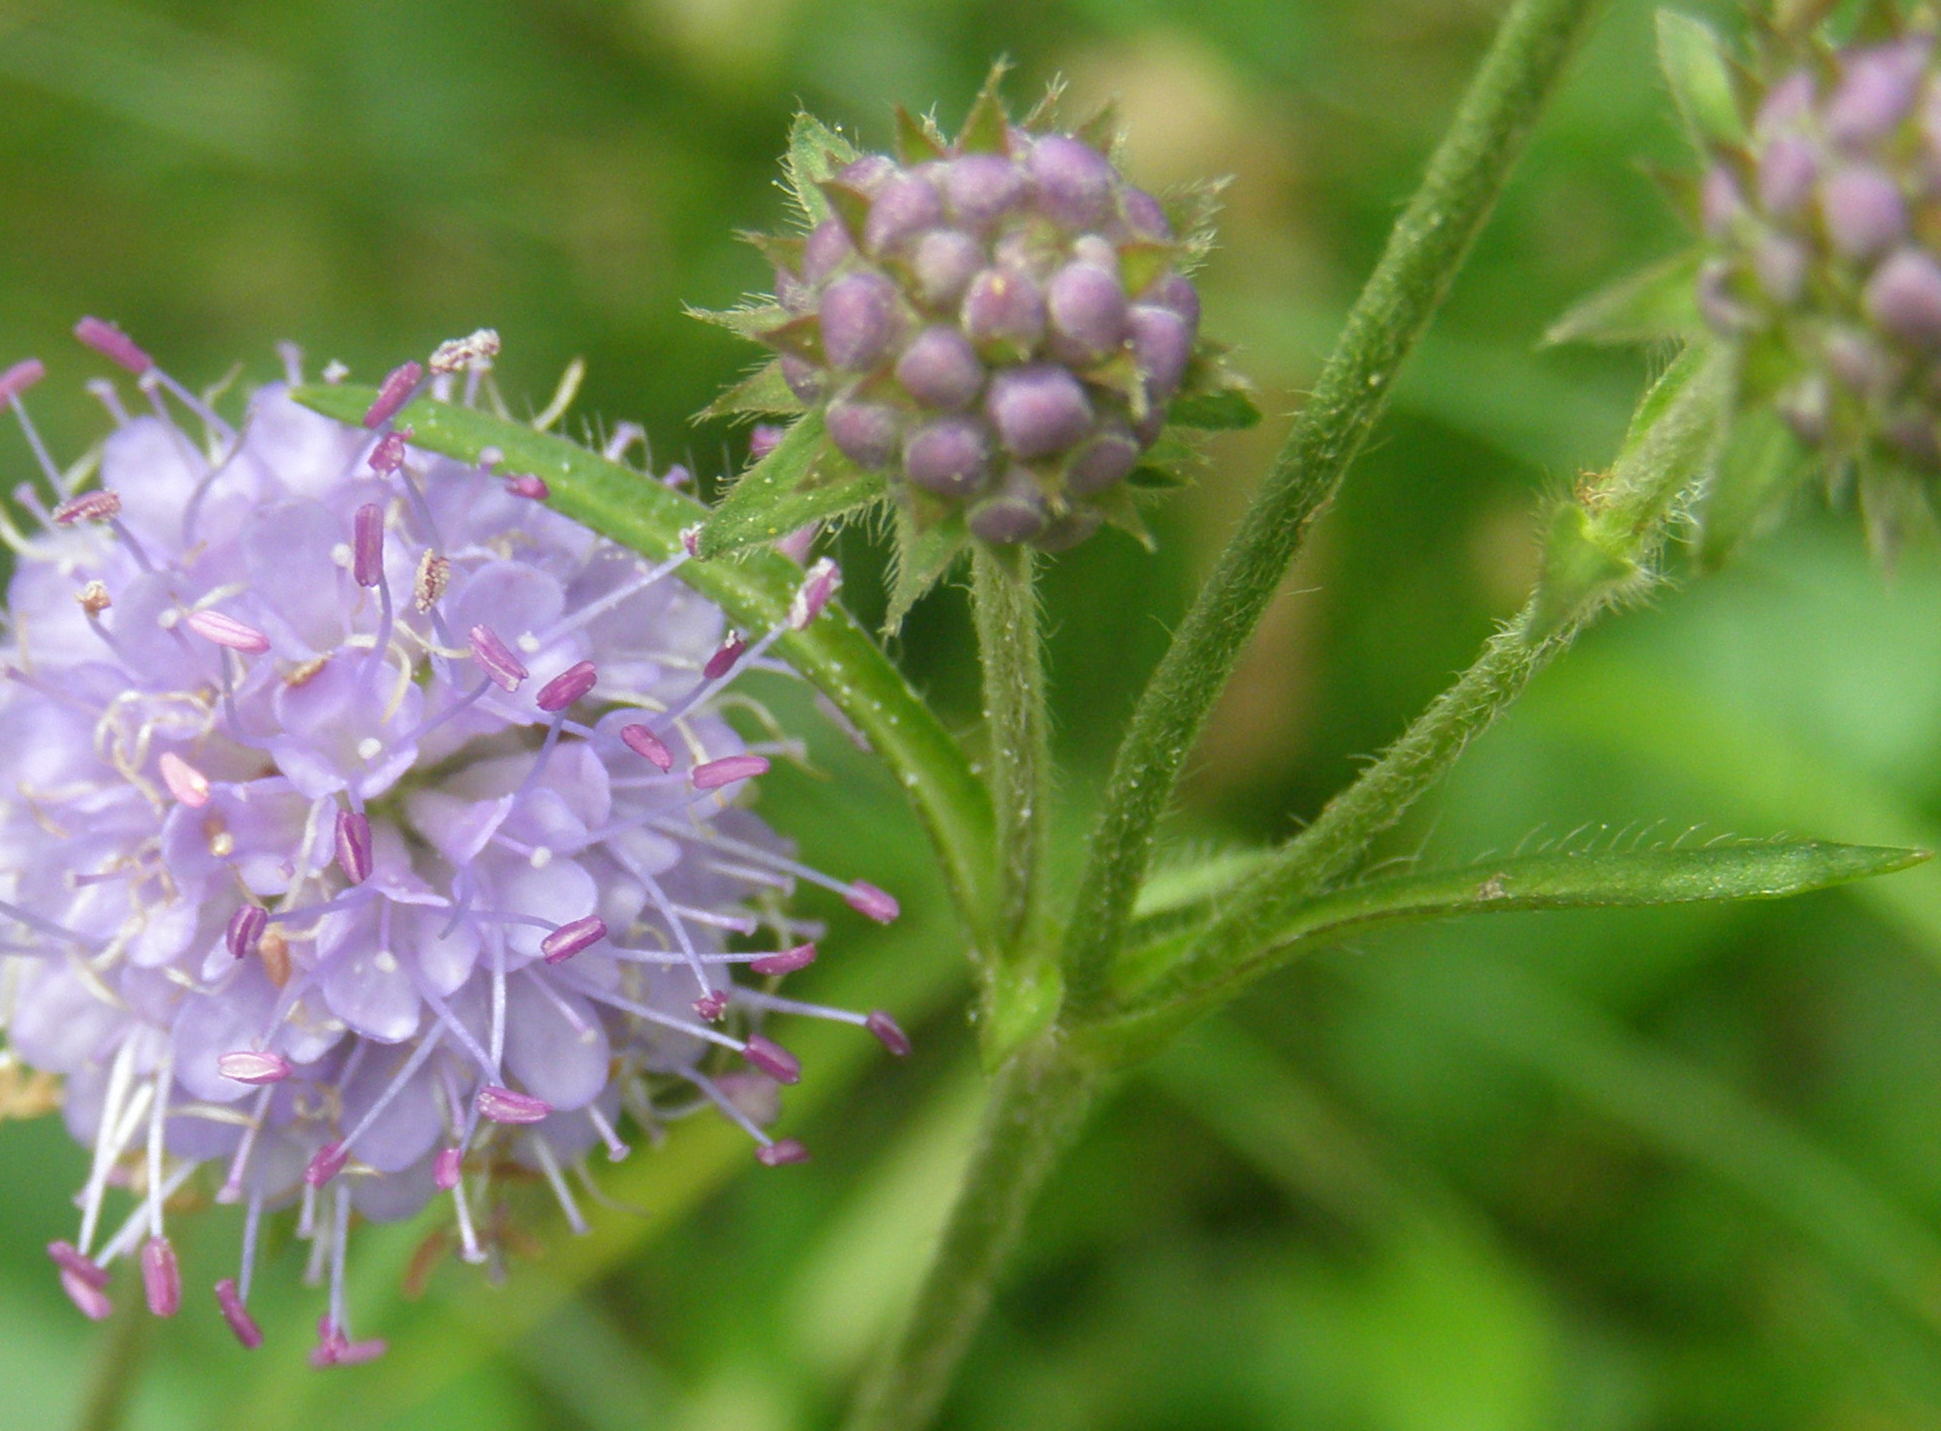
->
843, 1039, 1103, 1431
970, 545, 1050, 954
1058, 0, 1604, 1016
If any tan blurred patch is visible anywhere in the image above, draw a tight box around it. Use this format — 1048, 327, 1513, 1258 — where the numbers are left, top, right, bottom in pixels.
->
0, 1062, 62, 1121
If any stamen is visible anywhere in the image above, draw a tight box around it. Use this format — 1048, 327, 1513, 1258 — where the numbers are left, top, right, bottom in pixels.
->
846, 881, 901, 924
789, 558, 841, 630
184, 608, 271, 655
703, 632, 747, 681
529, 1138, 588, 1236
429, 330, 500, 374
475, 1085, 551, 1124
59, 1269, 113, 1321
865, 1011, 912, 1056
414, 552, 450, 610
367, 430, 409, 475
504, 473, 550, 501
621, 724, 673, 771
434, 1148, 463, 1191
51, 490, 123, 526
226, 905, 267, 960
540, 915, 606, 965
749, 943, 817, 976
692, 990, 728, 1022
586, 1105, 631, 1162
218, 1050, 293, 1085
352, 503, 385, 587
467, 625, 528, 692
142, 1235, 182, 1317
534, 660, 597, 712
362, 361, 424, 429
756, 1139, 811, 1167
158, 751, 212, 808
305, 1141, 348, 1188
692, 754, 769, 791
335, 810, 373, 884
0, 357, 45, 406
215, 1278, 263, 1350
741, 1033, 802, 1085
74, 317, 153, 375
47, 1241, 109, 1289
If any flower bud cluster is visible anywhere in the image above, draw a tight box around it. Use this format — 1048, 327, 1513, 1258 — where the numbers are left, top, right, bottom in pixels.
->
765, 117, 1201, 549
1699, 31, 1941, 472
0, 325, 905, 1362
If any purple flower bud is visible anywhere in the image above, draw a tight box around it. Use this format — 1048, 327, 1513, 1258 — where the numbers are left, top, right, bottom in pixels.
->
692, 753, 770, 790
1034, 507, 1104, 554
1752, 235, 1809, 306
1047, 261, 1130, 364
781, 354, 825, 403
1820, 166, 1907, 259
803, 219, 855, 283
541, 915, 607, 964
142, 1236, 182, 1318
1066, 422, 1141, 496
74, 316, 152, 375
865, 1010, 912, 1056
904, 416, 995, 496
912, 229, 986, 311
837, 154, 894, 193
943, 153, 1027, 231
749, 943, 817, 976
476, 1085, 552, 1124
865, 172, 944, 255
986, 364, 1093, 459
1122, 186, 1173, 240
1754, 70, 1816, 135
536, 660, 598, 711
820, 272, 901, 371
967, 467, 1051, 544
961, 268, 1047, 358
1865, 247, 1941, 349
742, 1033, 802, 1085
1700, 164, 1745, 239
826, 397, 904, 470
895, 326, 985, 410
1758, 135, 1818, 217
1141, 272, 1201, 333
1824, 328, 1897, 396
1826, 38, 1931, 148
1028, 135, 1116, 229
1130, 304, 1193, 400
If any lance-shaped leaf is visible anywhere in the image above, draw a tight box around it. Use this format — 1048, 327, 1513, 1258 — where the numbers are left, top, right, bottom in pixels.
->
293, 383, 995, 947
693, 411, 886, 557
1098, 840, 1927, 1060
884, 506, 969, 634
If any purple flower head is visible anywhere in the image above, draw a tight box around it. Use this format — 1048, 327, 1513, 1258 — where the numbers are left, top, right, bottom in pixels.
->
0, 329, 907, 1361
741, 78, 1216, 551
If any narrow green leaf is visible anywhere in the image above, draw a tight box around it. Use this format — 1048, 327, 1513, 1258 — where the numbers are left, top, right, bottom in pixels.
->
1657, 10, 1745, 152
1106, 841, 1928, 1042
1543, 248, 1704, 347
784, 113, 861, 228
696, 412, 886, 557
291, 384, 994, 949
1696, 407, 1804, 570
686, 300, 790, 340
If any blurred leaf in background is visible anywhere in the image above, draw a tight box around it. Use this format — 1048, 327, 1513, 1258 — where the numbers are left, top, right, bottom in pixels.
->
12, 0, 1941, 1429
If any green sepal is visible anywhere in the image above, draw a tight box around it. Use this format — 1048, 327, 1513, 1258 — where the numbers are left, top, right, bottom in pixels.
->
1088, 481, 1157, 551
1168, 348, 1263, 431
815, 180, 872, 241
740, 230, 805, 274
783, 112, 861, 228
1657, 10, 1747, 153
753, 313, 824, 364
1695, 407, 1804, 570
957, 64, 1013, 154
1543, 248, 1705, 347
1858, 453, 1934, 567
695, 411, 886, 558
686, 300, 791, 341
698, 361, 804, 421
1160, 179, 1228, 264
1126, 430, 1202, 489
1117, 241, 1178, 298
1529, 501, 1644, 638
1074, 98, 1123, 154
884, 505, 970, 634
893, 105, 947, 163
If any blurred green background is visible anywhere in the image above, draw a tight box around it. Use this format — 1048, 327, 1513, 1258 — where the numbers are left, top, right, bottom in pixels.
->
8, 0, 1941, 1427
